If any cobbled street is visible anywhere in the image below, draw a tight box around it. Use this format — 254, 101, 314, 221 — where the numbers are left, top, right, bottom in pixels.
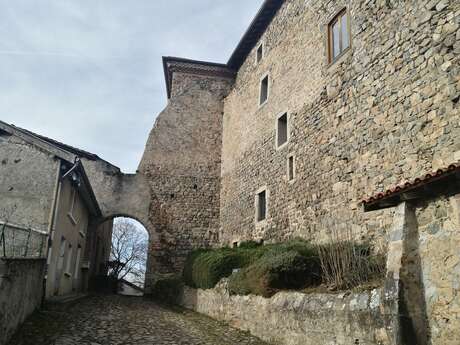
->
8, 295, 270, 345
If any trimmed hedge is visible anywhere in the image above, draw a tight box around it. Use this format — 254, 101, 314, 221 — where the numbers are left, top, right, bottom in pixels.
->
228, 250, 321, 297
183, 248, 209, 288
183, 239, 320, 291
182, 239, 385, 296
183, 248, 257, 289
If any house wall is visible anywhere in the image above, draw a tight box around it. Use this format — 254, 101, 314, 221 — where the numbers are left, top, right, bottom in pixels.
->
0, 258, 45, 345
137, 71, 233, 280
0, 132, 58, 231
45, 178, 90, 298
220, 0, 459, 245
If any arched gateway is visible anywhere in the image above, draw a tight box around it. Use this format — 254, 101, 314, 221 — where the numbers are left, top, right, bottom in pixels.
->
80, 58, 235, 291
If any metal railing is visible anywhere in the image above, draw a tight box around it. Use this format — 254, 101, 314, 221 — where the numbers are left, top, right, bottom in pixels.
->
0, 221, 48, 258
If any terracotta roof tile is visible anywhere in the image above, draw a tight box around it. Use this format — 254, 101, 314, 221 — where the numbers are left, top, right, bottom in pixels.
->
362, 163, 460, 207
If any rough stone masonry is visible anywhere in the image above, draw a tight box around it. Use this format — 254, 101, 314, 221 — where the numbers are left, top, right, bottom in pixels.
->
26, 0, 456, 344
83, 0, 458, 317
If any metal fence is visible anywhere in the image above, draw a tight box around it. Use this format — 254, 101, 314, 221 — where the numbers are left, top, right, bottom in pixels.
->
0, 221, 48, 258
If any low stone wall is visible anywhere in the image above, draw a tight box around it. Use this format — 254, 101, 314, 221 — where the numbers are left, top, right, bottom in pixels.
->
0, 258, 45, 345
179, 279, 398, 345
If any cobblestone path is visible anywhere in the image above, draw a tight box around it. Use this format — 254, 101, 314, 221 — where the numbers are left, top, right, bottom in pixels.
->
8, 295, 269, 345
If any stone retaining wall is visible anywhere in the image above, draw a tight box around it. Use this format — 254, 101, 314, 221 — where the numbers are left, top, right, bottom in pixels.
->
179, 279, 398, 345
0, 258, 45, 345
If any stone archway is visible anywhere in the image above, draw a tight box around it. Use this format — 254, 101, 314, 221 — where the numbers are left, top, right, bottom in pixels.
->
96, 214, 157, 293
77, 60, 234, 291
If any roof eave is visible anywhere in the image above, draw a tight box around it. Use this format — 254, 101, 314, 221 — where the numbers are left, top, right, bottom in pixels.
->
162, 56, 235, 99
227, 0, 284, 70
0, 120, 76, 163
363, 166, 460, 212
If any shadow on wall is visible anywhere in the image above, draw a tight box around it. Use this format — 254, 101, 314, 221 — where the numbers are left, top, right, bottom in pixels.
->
399, 204, 429, 345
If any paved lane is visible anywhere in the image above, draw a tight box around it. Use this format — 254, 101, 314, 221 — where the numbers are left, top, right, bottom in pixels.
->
8, 295, 270, 345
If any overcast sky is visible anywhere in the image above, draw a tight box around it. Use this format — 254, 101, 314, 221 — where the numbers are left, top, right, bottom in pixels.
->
0, 0, 263, 173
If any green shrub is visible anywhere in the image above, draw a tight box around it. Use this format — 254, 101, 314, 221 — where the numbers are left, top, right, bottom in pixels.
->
183, 248, 255, 289
266, 239, 318, 258
183, 249, 209, 287
183, 237, 385, 296
238, 240, 262, 249
192, 250, 243, 289
183, 239, 322, 291
152, 277, 184, 304
229, 250, 321, 297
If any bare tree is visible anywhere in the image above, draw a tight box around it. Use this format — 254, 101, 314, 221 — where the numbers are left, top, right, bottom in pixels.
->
109, 218, 148, 287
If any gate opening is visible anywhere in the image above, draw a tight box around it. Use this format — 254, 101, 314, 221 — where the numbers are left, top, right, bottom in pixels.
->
109, 217, 148, 296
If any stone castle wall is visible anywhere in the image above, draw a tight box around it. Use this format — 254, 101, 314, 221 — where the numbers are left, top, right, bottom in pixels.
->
220, 0, 459, 246
138, 71, 234, 279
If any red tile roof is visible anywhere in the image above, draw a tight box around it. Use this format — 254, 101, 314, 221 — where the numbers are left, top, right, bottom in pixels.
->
362, 163, 460, 211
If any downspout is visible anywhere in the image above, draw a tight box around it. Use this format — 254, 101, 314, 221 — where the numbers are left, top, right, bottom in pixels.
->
42, 158, 64, 305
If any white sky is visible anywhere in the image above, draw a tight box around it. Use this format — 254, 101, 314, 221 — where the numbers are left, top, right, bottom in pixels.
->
0, 0, 264, 172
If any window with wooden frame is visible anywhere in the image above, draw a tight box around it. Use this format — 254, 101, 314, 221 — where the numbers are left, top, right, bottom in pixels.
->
328, 9, 350, 63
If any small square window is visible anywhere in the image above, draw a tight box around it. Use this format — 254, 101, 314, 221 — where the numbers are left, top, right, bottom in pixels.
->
256, 44, 263, 63
259, 75, 269, 105
288, 155, 295, 181
328, 9, 350, 63
276, 112, 288, 148
256, 190, 267, 222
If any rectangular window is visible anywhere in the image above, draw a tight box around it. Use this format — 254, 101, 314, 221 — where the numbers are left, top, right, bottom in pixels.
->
74, 246, 81, 280
65, 244, 73, 276
328, 9, 350, 63
256, 43, 263, 63
256, 190, 267, 222
259, 75, 269, 105
57, 237, 66, 270
288, 155, 295, 181
277, 112, 288, 148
